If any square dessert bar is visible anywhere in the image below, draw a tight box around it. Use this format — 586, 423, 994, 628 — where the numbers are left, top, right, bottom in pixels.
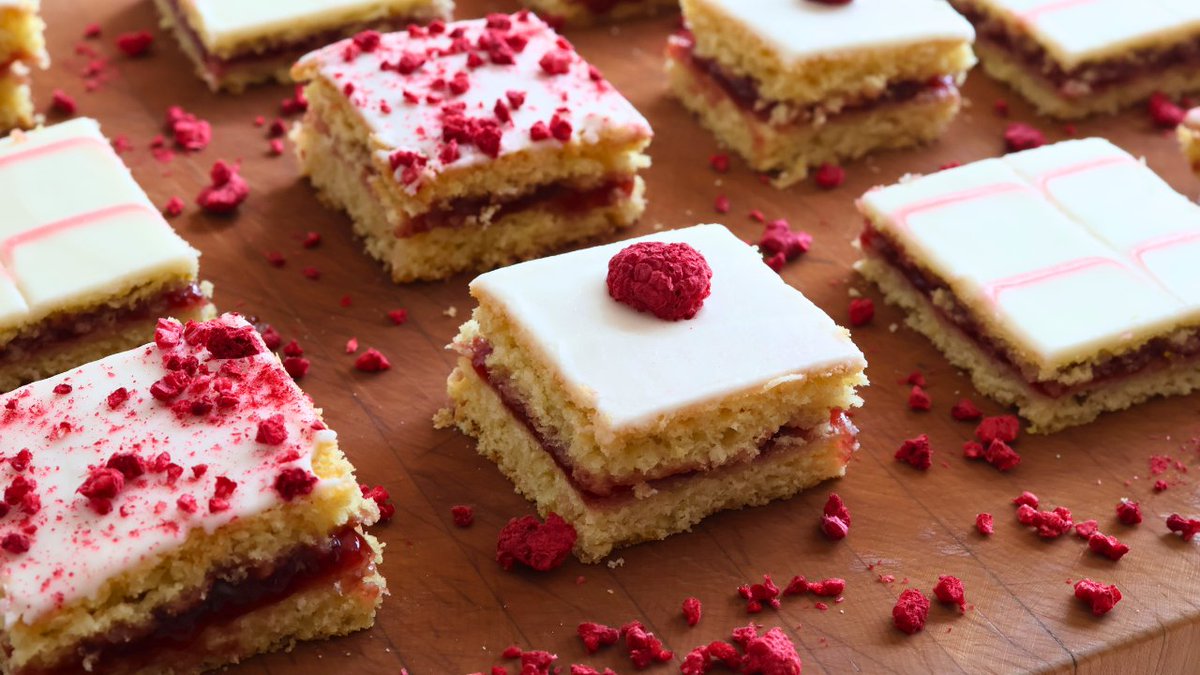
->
292, 11, 653, 282
444, 224, 867, 562
154, 0, 454, 91
0, 0, 46, 134
951, 0, 1200, 118
0, 314, 386, 674
856, 138, 1200, 433
520, 0, 677, 27
668, 0, 975, 186
1179, 108, 1200, 176
0, 117, 215, 392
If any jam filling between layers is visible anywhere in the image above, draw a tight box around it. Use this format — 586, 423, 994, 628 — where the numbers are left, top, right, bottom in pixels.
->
567, 0, 661, 15
469, 339, 854, 505
951, 1, 1200, 99
0, 281, 210, 360
667, 30, 958, 128
25, 526, 373, 675
860, 224, 1200, 399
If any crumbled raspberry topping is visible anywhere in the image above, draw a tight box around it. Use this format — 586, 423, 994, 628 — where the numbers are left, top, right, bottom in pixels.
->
165, 106, 212, 152
976, 513, 994, 536
1115, 499, 1142, 525
620, 621, 673, 669
273, 467, 318, 501
1012, 491, 1039, 509
77, 468, 123, 514
1017, 504, 1074, 539
196, 161, 249, 214
51, 90, 77, 115
893, 588, 930, 634
2, 533, 31, 554
578, 622, 619, 653
740, 626, 802, 674
682, 597, 702, 626
359, 485, 395, 522
737, 574, 782, 613
933, 575, 966, 612
1087, 533, 1130, 561
950, 398, 982, 421
450, 504, 473, 527
895, 434, 933, 470
607, 242, 713, 321
758, 219, 812, 267
821, 493, 851, 540
813, 163, 845, 189
1075, 519, 1099, 539
848, 298, 874, 327
907, 385, 931, 411
388, 309, 410, 325
976, 415, 1019, 444
496, 513, 577, 572
283, 357, 310, 380
163, 196, 185, 217
256, 415, 289, 445
713, 194, 731, 213
710, 154, 730, 173
1074, 579, 1121, 616
115, 31, 153, 57
355, 348, 392, 373
1166, 514, 1200, 541
1003, 123, 1045, 152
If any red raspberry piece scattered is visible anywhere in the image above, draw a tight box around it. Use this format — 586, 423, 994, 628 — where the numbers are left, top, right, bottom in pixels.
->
1012, 491, 1039, 509
10, 449, 31, 472
1074, 579, 1122, 616
1087, 532, 1130, 561
52, 383, 72, 395
821, 493, 851, 540
2, 532, 31, 554
620, 621, 673, 669
355, 348, 391, 373
1003, 123, 1045, 152
1166, 514, 1200, 541
813, 163, 845, 189
83, 23, 101, 38
951, 398, 982, 421
281, 85, 308, 115
450, 504, 473, 527
1153, 480, 1169, 492
710, 154, 730, 173
993, 98, 1010, 117
976, 415, 1019, 444
895, 434, 933, 470
893, 588, 930, 634
737, 574, 781, 613
1019, 505, 1074, 539
301, 267, 321, 280
783, 575, 809, 596
361, 485, 395, 522
163, 196, 185, 217
196, 160, 249, 214
115, 31, 154, 57
962, 441, 983, 459
166, 106, 212, 152
107, 387, 130, 409
496, 513, 577, 572
150, 371, 190, 401
933, 575, 966, 612
808, 577, 846, 597
206, 323, 262, 359
51, 90, 77, 115
4, 476, 35, 505
713, 194, 730, 213
529, 121, 550, 141
569, 666, 615, 675
345, 338, 359, 354
256, 414, 288, 445
283, 357, 310, 380
273, 467, 318, 501
78, 467, 123, 514
976, 513, 994, 536
387, 309, 409, 325
1115, 499, 1142, 525
282, 340, 304, 357
905, 371, 926, 387
106, 452, 146, 480
539, 50, 573, 75
520, 650, 558, 675
758, 219, 812, 263
577, 622, 619, 653
848, 298, 874, 327
682, 597, 702, 626
502, 645, 522, 659
907, 385, 932, 412
982, 440, 1021, 472
1148, 92, 1186, 128
741, 627, 802, 674
1075, 520, 1099, 539
606, 242, 713, 322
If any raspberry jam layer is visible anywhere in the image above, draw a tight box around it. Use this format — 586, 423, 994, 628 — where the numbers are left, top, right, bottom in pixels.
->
402, 177, 636, 237
951, 0, 1200, 99
470, 339, 853, 504
860, 223, 1200, 398
25, 527, 372, 675
0, 281, 210, 359
667, 30, 957, 127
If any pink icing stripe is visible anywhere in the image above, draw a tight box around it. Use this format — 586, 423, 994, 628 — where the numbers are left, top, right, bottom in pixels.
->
0, 203, 159, 266
982, 256, 1125, 303
890, 182, 1032, 231
1131, 230, 1200, 266
1018, 0, 1098, 23
1036, 155, 1139, 193
0, 135, 113, 171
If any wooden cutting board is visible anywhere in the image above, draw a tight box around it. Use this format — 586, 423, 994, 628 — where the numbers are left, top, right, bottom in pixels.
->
28, 1, 1200, 672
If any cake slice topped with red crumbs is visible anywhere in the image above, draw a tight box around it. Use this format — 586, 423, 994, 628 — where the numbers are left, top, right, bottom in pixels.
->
0, 314, 385, 675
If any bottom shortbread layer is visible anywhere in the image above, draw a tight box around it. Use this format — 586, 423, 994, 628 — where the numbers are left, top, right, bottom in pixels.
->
856, 256, 1200, 433
665, 46, 961, 186
446, 360, 855, 563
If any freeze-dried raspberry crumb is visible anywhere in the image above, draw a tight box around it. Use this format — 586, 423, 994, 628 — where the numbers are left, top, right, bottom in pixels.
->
206, 323, 261, 359
450, 504, 473, 527
361, 485, 395, 522
2, 533, 30, 554
1116, 499, 1142, 525
4, 476, 35, 505
520, 650, 558, 675
84, 23, 101, 38
1074, 579, 1121, 616
682, 597, 702, 626
283, 357, 310, 380
983, 439, 1021, 472
115, 31, 153, 57
77, 468, 123, 514
51, 89, 77, 115
1075, 520, 1099, 539
1019, 505, 1074, 539
962, 441, 984, 460
1154, 480, 1169, 492
1012, 491, 1039, 509
10, 449, 31, 473
196, 160, 249, 214
273, 468, 318, 501
893, 588, 930, 634
106, 452, 146, 480
740, 626, 802, 674
951, 398, 982, 421
1148, 92, 1186, 128
737, 574, 781, 613
501, 645, 522, 659
710, 154, 730, 173
355, 348, 391, 373
256, 415, 288, 445
569, 666, 615, 675
808, 578, 846, 597
281, 85, 308, 115
344, 338, 359, 354
496, 513, 577, 572
976, 513, 994, 536
1003, 123, 1045, 152
53, 383, 72, 395
301, 267, 321, 280
758, 219, 812, 263
976, 415, 1019, 444
578, 622, 619, 653
620, 621, 673, 669
539, 50, 572, 75
282, 340, 304, 357
813, 163, 845, 189
607, 242, 712, 321
907, 385, 932, 412
1166, 514, 1200, 541
714, 194, 730, 213
167, 107, 212, 151
387, 309, 409, 325
821, 493, 851, 540
107, 387, 130, 409
905, 371, 926, 387
1088, 533, 1130, 561
895, 434, 933, 470
993, 99, 1010, 117
163, 196, 185, 217
848, 298, 874, 326
933, 575, 966, 612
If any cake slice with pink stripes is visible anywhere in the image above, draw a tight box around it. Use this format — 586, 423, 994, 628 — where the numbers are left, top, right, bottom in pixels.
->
0, 117, 214, 391
856, 137, 1200, 432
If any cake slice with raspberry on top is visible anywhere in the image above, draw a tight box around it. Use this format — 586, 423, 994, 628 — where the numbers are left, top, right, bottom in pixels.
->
519, 0, 677, 27
0, 0, 47, 133
442, 224, 867, 562
291, 11, 653, 282
0, 314, 386, 674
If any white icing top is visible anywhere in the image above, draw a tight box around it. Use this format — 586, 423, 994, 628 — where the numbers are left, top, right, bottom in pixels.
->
294, 13, 652, 192
181, 0, 446, 50
0, 118, 199, 334
700, 0, 974, 61
860, 138, 1200, 368
979, 0, 1200, 68
471, 224, 866, 432
0, 315, 343, 627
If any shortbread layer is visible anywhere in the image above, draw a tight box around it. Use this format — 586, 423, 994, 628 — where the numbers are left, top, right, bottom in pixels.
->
0, 63, 32, 134
521, 0, 678, 26
0, 1, 45, 68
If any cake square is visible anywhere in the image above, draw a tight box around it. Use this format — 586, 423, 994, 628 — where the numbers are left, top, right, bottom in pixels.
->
154, 0, 454, 91
856, 137, 1200, 433
1179, 108, 1200, 176
0, 117, 215, 392
520, 0, 677, 27
443, 224, 867, 562
0, 314, 386, 674
667, 0, 975, 186
952, 0, 1200, 118
291, 11, 653, 282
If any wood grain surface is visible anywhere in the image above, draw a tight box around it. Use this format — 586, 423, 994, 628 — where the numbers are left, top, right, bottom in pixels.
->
26, 1, 1200, 673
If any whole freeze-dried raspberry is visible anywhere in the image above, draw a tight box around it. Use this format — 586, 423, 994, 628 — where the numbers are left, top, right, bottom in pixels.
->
606, 242, 712, 321
196, 161, 249, 214
976, 513, 994, 536
1004, 123, 1045, 152
893, 588, 930, 634
741, 627, 802, 674
895, 434, 933, 470
1087, 533, 1129, 561
933, 575, 966, 612
578, 622, 619, 653
496, 513, 577, 572
1116, 499, 1142, 525
1166, 514, 1200, 541
848, 298, 874, 326
1074, 579, 1121, 616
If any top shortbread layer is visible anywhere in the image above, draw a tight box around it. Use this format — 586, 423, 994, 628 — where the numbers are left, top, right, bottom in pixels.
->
969, 0, 1200, 69
680, 0, 975, 105
0, 118, 199, 338
0, 315, 345, 627
860, 137, 1200, 374
470, 224, 866, 433
175, 0, 452, 57
292, 12, 652, 197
